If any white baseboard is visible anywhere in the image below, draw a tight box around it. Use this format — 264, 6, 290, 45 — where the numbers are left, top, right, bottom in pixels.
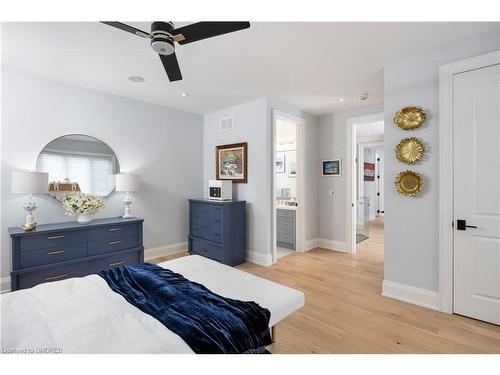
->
382, 280, 439, 311
315, 238, 347, 253
305, 239, 318, 251
246, 250, 273, 267
144, 242, 188, 262
1, 276, 11, 294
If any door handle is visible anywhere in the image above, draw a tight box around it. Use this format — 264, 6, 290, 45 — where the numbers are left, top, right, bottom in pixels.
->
456, 219, 478, 231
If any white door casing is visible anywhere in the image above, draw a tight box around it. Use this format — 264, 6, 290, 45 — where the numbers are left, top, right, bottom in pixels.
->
452, 63, 500, 325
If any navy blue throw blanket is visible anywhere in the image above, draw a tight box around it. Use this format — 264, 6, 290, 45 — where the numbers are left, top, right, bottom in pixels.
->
98, 263, 272, 353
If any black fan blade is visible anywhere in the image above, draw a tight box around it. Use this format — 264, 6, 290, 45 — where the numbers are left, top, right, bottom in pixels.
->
159, 53, 183, 82
101, 22, 151, 38
172, 22, 250, 45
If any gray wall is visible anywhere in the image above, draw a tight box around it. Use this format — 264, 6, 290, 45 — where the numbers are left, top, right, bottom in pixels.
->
1, 70, 204, 279
203, 98, 318, 260
317, 104, 384, 243
203, 98, 270, 256
384, 35, 500, 292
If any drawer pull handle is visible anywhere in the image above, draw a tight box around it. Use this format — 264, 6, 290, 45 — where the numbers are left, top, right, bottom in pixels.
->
213, 219, 221, 223
47, 250, 65, 255
213, 233, 221, 236
108, 240, 123, 245
47, 235, 65, 240
108, 227, 122, 232
45, 274, 68, 282
108, 261, 125, 267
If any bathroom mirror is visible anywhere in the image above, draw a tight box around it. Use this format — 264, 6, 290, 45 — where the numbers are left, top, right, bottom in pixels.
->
36, 134, 120, 197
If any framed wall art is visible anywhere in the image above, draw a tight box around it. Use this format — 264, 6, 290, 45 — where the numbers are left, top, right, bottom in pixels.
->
322, 159, 341, 176
364, 162, 375, 181
275, 153, 285, 173
216, 142, 248, 183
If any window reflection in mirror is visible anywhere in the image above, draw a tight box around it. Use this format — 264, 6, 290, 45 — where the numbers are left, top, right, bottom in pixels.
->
36, 134, 120, 197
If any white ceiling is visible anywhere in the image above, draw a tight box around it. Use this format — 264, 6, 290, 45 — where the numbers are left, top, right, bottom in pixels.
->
2, 22, 498, 115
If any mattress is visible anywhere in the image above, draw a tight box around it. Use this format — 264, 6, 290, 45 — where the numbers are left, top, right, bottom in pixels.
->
0, 255, 304, 353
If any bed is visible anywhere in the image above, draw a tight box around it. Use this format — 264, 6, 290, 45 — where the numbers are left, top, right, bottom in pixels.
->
0, 255, 304, 353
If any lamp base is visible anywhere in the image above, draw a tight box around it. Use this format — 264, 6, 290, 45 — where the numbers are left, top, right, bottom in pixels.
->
122, 197, 134, 219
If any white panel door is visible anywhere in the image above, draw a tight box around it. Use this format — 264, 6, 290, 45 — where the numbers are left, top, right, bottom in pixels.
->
453, 63, 500, 325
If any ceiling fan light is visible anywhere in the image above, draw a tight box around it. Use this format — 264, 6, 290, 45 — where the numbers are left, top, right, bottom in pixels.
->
151, 37, 175, 55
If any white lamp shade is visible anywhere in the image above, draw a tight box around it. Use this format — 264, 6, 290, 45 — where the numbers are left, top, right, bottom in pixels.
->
12, 171, 49, 194
115, 174, 140, 192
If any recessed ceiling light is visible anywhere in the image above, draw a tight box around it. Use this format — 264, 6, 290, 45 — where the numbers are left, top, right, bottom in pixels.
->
181, 93, 189, 97
339, 98, 344, 102
128, 75, 145, 83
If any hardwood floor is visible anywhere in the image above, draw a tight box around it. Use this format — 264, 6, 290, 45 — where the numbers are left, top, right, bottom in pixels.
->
152, 217, 500, 353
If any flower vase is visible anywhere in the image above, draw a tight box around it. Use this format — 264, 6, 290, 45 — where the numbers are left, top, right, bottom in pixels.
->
77, 214, 92, 224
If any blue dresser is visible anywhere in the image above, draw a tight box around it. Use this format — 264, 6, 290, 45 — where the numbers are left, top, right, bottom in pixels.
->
188, 199, 246, 266
9, 217, 144, 291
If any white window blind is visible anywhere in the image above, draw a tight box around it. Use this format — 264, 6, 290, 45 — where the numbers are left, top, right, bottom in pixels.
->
36, 151, 115, 196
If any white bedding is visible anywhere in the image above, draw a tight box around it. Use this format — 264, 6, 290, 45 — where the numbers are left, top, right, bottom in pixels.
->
0, 255, 304, 353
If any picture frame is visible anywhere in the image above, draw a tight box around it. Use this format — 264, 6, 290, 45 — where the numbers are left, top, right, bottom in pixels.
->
216, 142, 248, 183
288, 160, 296, 178
364, 162, 375, 181
322, 159, 341, 176
276, 153, 285, 173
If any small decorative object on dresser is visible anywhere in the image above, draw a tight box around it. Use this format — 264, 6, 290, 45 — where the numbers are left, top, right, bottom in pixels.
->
115, 173, 141, 218
11, 171, 49, 231
216, 142, 248, 183
60, 191, 105, 224
9, 217, 144, 291
188, 199, 246, 266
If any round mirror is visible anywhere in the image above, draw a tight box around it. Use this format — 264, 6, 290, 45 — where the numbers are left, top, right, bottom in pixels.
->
36, 134, 120, 197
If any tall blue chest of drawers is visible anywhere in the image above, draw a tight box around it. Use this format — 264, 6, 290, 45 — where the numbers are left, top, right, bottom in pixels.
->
188, 199, 246, 266
9, 217, 144, 291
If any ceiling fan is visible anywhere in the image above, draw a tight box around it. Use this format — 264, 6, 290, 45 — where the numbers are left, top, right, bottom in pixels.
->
101, 21, 251, 82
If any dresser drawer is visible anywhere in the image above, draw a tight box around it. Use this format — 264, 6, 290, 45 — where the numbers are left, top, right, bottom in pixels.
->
20, 242, 87, 269
277, 217, 294, 231
20, 230, 86, 252
88, 223, 138, 241
88, 235, 139, 256
277, 209, 295, 219
277, 231, 294, 245
89, 251, 140, 273
191, 223, 222, 243
18, 263, 87, 290
190, 239, 222, 262
192, 210, 222, 227
192, 203, 222, 218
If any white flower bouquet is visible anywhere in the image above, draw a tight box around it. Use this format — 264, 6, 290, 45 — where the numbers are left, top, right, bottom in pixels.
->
60, 192, 105, 219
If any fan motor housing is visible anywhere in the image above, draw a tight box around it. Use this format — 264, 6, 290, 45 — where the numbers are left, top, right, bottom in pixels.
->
151, 21, 175, 55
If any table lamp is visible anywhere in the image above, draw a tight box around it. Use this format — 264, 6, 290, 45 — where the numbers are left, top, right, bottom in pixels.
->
115, 173, 140, 219
12, 171, 49, 228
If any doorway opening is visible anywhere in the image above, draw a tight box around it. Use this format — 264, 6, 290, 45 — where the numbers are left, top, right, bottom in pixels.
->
272, 111, 305, 263
346, 113, 384, 254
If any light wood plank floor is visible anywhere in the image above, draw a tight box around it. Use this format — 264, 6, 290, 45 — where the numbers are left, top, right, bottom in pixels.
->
152, 217, 500, 353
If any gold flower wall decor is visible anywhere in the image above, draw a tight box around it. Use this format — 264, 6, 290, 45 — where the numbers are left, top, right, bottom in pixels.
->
395, 170, 423, 197
393, 106, 426, 130
395, 137, 425, 164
